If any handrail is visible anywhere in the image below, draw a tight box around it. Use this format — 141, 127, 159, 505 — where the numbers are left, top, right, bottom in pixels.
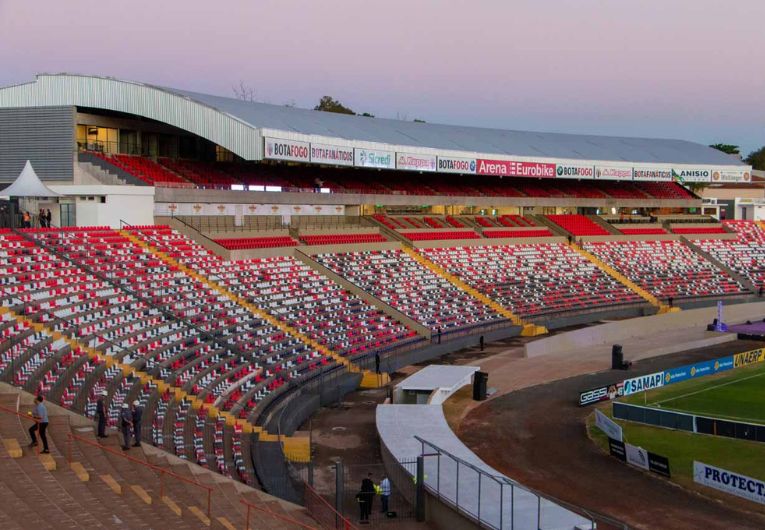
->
66, 431, 213, 517
240, 499, 318, 530
0, 402, 42, 455
415, 436, 629, 529
303, 482, 359, 530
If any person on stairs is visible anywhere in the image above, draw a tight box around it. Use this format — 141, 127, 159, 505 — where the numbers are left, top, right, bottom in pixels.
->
96, 390, 108, 438
131, 400, 143, 447
120, 402, 133, 450
28, 395, 50, 454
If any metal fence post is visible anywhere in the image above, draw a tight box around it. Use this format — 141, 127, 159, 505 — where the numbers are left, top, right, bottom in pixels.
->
477, 472, 482, 523
511, 483, 514, 530
499, 481, 503, 530
537, 494, 541, 529
415, 455, 425, 522
455, 460, 460, 508
334, 459, 344, 527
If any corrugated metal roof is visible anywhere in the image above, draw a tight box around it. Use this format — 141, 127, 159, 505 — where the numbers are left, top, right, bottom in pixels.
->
168, 87, 738, 165
0, 74, 747, 166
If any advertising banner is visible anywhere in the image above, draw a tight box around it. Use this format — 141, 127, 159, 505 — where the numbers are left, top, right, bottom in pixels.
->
733, 349, 765, 368
648, 453, 671, 477
672, 168, 712, 183
264, 137, 310, 162
310, 143, 354, 166
396, 152, 437, 172
623, 371, 664, 396
625, 443, 650, 470
595, 410, 623, 441
608, 438, 626, 462
475, 159, 556, 178
595, 166, 633, 181
555, 164, 595, 179
437, 156, 476, 174
578, 381, 624, 406
633, 168, 673, 182
355, 148, 395, 169
694, 461, 765, 505
663, 356, 734, 385
712, 169, 752, 183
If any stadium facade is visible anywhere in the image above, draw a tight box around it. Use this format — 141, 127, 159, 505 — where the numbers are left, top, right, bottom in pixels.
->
0, 73, 755, 226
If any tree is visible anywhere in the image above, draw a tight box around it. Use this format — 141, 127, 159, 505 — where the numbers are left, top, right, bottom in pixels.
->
232, 81, 259, 102
314, 96, 355, 115
745, 146, 765, 171
709, 143, 740, 155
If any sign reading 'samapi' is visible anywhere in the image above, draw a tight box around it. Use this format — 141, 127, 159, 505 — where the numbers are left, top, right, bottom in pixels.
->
622, 372, 664, 395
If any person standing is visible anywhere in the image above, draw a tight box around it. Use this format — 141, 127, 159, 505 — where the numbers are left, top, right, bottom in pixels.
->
120, 403, 133, 450
360, 473, 375, 522
28, 395, 50, 454
45, 209, 52, 228
436, 327, 442, 344
379, 475, 391, 514
38, 208, 46, 227
131, 400, 143, 447
374, 352, 381, 374
95, 390, 108, 438
22, 211, 31, 228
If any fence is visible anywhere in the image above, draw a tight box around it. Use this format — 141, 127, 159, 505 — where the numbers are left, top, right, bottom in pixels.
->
304, 482, 358, 530
614, 401, 765, 443
414, 437, 623, 530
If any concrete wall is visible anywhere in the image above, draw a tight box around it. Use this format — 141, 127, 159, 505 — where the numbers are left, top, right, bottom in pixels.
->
157, 187, 700, 210
48, 184, 155, 228
525, 301, 765, 357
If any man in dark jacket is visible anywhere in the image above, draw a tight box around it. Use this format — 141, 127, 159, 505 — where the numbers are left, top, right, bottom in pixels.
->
96, 390, 108, 438
131, 400, 143, 447
120, 403, 133, 450
359, 472, 375, 522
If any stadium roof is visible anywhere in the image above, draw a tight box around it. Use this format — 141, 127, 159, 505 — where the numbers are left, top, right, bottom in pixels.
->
0, 73, 748, 169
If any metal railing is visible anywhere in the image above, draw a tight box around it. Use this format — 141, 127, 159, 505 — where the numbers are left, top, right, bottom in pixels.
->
66, 430, 214, 518
414, 437, 628, 530
303, 482, 358, 530
0, 402, 42, 455
241, 498, 319, 530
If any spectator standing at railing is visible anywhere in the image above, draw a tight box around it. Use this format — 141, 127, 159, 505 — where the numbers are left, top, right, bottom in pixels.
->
22, 211, 31, 228
120, 403, 133, 450
38, 208, 46, 227
28, 395, 50, 454
131, 400, 143, 447
45, 209, 52, 228
96, 390, 108, 438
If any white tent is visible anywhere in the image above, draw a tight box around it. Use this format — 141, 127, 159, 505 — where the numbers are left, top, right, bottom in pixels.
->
0, 161, 61, 197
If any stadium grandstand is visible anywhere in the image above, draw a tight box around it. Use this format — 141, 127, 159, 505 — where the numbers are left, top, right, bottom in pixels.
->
0, 73, 761, 528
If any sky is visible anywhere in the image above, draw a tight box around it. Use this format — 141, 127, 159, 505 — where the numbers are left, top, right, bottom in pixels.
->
0, 0, 763, 155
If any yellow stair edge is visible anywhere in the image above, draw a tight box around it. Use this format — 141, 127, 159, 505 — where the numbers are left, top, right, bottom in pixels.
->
359, 371, 390, 388
401, 247, 546, 334
3, 438, 22, 458
119, 230, 353, 372
188, 505, 211, 527
100, 474, 122, 495
39, 452, 56, 471
70, 461, 90, 481
131, 484, 152, 505
568, 243, 676, 313
217, 516, 237, 530
5, 307, 269, 444
162, 496, 182, 516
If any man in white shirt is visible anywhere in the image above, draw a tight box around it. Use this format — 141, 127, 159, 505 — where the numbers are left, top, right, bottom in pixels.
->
29, 395, 50, 453
380, 475, 391, 514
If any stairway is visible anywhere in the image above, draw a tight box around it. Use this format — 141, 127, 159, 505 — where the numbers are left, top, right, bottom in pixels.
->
119, 230, 388, 388
680, 237, 756, 294
566, 243, 678, 314
0, 384, 319, 529
400, 247, 547, 336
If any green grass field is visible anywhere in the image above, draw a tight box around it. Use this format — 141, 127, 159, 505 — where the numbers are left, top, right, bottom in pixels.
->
588, 360, 765, 492
621, 361, 765, 422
